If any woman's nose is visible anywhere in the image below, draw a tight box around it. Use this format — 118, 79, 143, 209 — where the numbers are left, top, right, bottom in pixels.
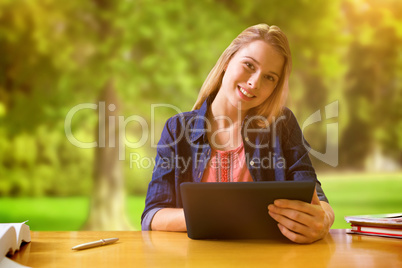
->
247, 73, 261, 90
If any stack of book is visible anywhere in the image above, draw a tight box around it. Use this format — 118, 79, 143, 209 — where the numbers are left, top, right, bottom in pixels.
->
345, 213, 402, 239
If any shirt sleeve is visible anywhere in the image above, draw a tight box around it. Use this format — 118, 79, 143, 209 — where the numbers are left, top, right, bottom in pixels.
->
281, 108, 329, 203
141, 117, 180, 230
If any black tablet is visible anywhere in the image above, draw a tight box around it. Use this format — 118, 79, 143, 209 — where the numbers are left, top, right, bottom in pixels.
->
180, 181, 315, 239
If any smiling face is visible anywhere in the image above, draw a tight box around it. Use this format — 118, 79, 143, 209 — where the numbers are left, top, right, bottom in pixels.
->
216, 40, 285, 113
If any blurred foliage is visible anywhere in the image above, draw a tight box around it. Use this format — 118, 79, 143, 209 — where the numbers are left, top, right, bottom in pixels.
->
0, 0, 401, 197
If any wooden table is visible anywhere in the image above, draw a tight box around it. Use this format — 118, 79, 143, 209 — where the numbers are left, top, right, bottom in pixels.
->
11, 229, 402, 267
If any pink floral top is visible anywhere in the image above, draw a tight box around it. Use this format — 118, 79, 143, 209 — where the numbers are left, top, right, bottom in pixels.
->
201, 142, 253, 183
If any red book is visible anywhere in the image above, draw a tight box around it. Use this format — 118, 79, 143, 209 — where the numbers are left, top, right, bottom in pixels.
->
350, 224, 402, 238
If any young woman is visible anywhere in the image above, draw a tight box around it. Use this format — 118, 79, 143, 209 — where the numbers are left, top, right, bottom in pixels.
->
141, 24, 334, 244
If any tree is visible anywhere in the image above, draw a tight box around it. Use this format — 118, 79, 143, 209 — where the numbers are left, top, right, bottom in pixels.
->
83, 80, 132, 230
0, 0, 243, 229
340, 0, 402, 169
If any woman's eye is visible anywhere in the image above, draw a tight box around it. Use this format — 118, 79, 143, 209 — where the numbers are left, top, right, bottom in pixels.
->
245, 62, 254, 70
264, 75, 275, 81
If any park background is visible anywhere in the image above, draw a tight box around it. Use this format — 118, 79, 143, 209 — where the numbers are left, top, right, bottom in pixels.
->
0, 0, 401, 231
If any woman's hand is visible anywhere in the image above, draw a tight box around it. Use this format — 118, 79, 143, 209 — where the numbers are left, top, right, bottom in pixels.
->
268, 189, 334, 244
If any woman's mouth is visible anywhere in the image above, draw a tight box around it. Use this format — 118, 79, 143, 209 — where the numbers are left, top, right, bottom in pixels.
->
238, 86, 255, 98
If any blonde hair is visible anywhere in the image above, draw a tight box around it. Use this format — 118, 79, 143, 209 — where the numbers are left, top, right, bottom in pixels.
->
192, 23, 292, 128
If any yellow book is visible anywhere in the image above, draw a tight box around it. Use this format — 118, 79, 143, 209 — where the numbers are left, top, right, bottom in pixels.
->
345, 212, 402, 227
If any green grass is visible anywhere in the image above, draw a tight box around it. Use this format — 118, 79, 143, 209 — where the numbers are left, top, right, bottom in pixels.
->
319, 172, 402, 228
0, 173, 401, 230
0, 196, 145, 231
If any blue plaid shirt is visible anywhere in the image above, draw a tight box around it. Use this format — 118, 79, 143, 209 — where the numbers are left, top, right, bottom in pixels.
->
141, 98, 328, 230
